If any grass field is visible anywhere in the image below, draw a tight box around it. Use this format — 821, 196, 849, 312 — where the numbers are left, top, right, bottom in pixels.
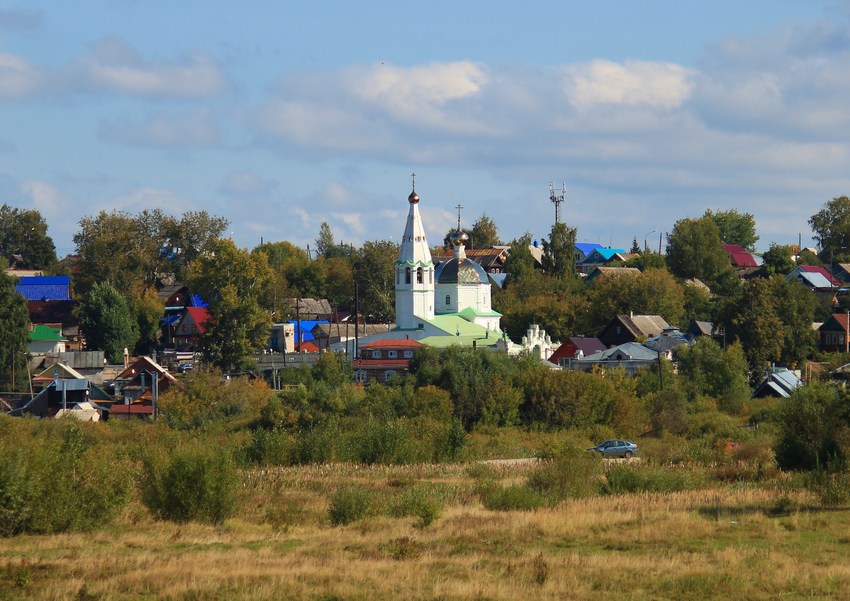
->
3, 461, 850, 601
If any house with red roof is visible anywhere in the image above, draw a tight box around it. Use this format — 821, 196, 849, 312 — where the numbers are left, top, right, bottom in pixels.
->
548, 336, 607, 368
110, 356, 181, 419
819, 313, 850, 353
723, 244, 762, 278
352, 339, 423, 384
786, 265, 845, 296
173, 307, 209, 350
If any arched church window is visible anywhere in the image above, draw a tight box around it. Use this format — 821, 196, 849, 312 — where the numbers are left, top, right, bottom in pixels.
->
405, 267, 411, 284
417, 267, 423, 283
445, 295, 451, 305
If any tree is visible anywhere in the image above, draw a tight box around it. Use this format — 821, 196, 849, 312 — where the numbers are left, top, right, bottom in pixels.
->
73, 209, 227, 295
666, 216, 737, 292
625, 252, 668, 271
584, 268, 685, 334
356, 240, 398, 323
79, 281, 139, 363
761, 243, 796, 277
315, 222, 336, 259
704, 208, 759, 251
0, 204, 57, 269
0, 270, 30, 391
470, 214, 501, 249
723, 277, 784, 373
188, 239, 273, 372
674, 339, 750, 414
541, 222, 577, 278
127, 286, 165, 354
630, 238, 641, 254
810, 196, 850, 261
504, 234, 536, 287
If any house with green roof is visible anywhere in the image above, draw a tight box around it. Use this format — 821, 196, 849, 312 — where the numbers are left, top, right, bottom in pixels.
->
28, 324, 66, 355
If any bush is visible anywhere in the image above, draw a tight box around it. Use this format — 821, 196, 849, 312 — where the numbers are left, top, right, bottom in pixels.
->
245, 428, 295, 466
141, 444, 239, 524
480, 483, 545, 511
390, 486, 442, 528
527, 442, 602, 503
0, 419, 133, 536
602, 464, 704, 494
328, 486, 374, 526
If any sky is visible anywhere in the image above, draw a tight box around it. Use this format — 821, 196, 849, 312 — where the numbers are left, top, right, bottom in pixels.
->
3, 1, 850, 258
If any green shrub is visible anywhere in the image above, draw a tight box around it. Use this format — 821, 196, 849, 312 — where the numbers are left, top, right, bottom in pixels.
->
0, 420, 133, 536
245, 428, 294, 466
527, 442, 602, 503
603, 464, 704, 494
480, 483, 545, 511
390, 486, 442, 528
328, 486, 374, 526
141, 444, 239, 524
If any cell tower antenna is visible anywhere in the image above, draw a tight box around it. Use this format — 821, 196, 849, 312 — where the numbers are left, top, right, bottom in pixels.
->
549, 181, 566, 224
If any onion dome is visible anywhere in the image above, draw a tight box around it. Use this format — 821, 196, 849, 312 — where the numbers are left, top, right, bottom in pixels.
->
408, 189, 420, 204
435, 257, 489, 284
449, 229, 469, 246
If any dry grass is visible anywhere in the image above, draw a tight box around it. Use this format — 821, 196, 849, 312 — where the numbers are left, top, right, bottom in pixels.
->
3, 463, 850, 600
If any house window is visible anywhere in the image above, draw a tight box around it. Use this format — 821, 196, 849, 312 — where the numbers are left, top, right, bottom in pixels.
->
405, 267, 411, 284
417, 267, 423, 283
355, 370, 367, 382
371, 351, 382, 359
403, 350, 413, 359
445, 295, 451, 305
384, 370, 396, 380
388, 350, 398, 358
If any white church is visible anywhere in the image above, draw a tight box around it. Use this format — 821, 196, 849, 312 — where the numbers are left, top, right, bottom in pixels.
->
347, 181, 557, 358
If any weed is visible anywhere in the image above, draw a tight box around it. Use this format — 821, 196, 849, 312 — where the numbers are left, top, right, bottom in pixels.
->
532, 553, 549, 585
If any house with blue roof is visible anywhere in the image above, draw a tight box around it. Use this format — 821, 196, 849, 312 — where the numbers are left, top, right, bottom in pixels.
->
574, 242, 604, 265
580, 247, 630, 274
15, 275, 71, 301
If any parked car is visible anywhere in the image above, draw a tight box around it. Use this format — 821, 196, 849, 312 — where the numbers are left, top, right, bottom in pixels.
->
587, 439, 638, 459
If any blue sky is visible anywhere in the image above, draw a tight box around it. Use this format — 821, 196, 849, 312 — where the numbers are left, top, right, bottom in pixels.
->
2, 1, 850, 257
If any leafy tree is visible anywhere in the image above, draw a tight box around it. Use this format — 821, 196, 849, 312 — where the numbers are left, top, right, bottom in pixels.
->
775, 382, 850, 471
625, 252, 668, 271
810, 196, 850, 261
583, 268, 685, 333
0, 270, 30, 391
722, 277, 788, 373
0, 204, 57, 269
189, 239, 273, 372
470, 214, 501, 248
666, 216, 737, 293
704, 208, 759, 251
356, 240, 398, 323
73, 209, 227, 296
761, 243, 796, 277
772, 277, 818, 368
674, 339, 750, 414
504, 233, 536, 287
79, 281, 139, 363
127, 286, 165, 354
542, 222, 577, 278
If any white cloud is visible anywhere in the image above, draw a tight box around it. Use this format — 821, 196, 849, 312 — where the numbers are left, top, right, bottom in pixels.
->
20, 180, 65, 218
99, 109, 221, 148
0, 53, 44, 98
72, 37, 225, 98
562, 59, 694, 110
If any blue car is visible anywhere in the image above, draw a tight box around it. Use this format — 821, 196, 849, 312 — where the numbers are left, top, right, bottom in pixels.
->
588, 439, 638, 459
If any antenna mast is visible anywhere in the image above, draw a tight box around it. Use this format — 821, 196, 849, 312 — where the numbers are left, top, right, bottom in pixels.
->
549, 181, 566, 224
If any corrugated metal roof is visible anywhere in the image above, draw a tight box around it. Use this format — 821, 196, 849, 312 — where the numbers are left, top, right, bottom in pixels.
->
15, 276, 71, 301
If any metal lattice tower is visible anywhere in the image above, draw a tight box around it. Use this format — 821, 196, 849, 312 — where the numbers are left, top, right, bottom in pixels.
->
549, 182, 566, 224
